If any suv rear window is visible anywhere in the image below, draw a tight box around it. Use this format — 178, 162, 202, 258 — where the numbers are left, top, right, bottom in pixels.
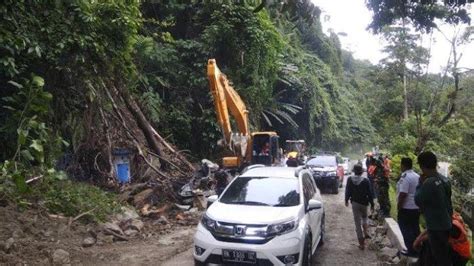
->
220, 177, 300, 207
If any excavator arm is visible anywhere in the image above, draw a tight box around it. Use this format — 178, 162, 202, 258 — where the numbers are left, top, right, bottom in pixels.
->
207, 59, 250, 163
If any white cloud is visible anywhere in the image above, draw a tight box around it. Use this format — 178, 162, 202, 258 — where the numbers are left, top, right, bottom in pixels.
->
312, 0, 474, 73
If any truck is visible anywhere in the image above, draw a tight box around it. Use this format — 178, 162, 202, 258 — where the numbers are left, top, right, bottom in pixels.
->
207, 59, 281, 170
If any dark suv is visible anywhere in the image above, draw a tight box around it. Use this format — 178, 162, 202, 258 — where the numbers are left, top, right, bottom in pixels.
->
306, 154, 344, 194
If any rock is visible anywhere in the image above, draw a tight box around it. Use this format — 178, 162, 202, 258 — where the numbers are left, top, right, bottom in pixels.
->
12, 229, 23, 239
378, 246, 398, 261
391, 256, 401, 264
154, 215, 169, 225
52, 249, 70, 265
185, 207, 198, 214
124, 229, 139, 237
3, 237, 15, 253
82, 237, 96, 247
114, 206, 139, 222
129, 219, 144, 232
103, 222, 123, 235
193, 193, 207, 211
368, 240, 381, 251
102, 235, 114, 244
382, 237, 393, 248
376, 225, 387, 235
133, 189, 155, 209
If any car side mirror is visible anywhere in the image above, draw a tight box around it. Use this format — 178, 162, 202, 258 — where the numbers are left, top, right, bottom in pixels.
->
307, 199, 322, 211
206, 195, 218, 209
207, 195, 218, 203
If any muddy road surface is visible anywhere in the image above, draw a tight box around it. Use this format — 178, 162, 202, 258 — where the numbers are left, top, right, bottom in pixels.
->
163, 175, 379, 266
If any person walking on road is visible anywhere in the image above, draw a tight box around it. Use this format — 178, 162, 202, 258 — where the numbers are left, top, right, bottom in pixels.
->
345, 164, 374, 250
415, 151, 453, 266
396, 157, 420, 257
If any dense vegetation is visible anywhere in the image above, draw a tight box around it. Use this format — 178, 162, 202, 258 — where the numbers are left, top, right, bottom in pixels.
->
1, 1, 472, 216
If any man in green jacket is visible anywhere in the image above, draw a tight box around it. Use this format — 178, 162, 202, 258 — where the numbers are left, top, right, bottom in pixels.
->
415, 151, 453, 265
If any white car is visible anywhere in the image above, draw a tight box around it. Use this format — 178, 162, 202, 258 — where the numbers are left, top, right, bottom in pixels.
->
193, 166, 325, 266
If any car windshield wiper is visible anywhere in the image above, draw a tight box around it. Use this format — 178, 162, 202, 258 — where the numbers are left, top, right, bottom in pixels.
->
228, 201, 271, 206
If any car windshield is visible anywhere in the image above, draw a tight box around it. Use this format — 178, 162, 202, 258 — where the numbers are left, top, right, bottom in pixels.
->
219, 177, 300, 207
307, 156, 336, 167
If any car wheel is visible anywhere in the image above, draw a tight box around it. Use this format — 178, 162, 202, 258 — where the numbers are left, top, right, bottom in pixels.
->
318, 213, 325, 247
194, 259, 205, 266
302, 232, 313, 266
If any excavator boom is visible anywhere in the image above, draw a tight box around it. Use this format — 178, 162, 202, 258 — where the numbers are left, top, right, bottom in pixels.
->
207, 59, 249, 144
207, 59, 280, 168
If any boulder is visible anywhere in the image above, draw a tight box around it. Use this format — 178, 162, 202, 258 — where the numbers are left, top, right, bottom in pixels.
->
52, 249, 70, 265
103, 222, 123, 235
124, 229, 139, 237
82, 237, 96, 248
133, 189, 154, 209
129, 219, 144, 232
378, 246, 398, 261
115, 206, 139, 222
193, 193, 207, 211
375, 225, 387, 235
3, 238, 15, 253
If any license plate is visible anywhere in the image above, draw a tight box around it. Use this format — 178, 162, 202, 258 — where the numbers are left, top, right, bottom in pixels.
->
222, 249, 257, 264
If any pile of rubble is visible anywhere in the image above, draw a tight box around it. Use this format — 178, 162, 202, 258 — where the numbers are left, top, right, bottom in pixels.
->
367, 224, 421, 265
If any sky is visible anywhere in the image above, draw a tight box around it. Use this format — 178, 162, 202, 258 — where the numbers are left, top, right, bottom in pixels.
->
312, 0, 474, 73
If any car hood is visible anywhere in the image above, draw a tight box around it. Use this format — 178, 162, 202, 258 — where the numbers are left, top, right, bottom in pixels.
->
207, 201, 301, 225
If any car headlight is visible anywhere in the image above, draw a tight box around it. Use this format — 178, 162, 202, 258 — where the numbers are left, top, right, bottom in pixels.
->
201, 214, 217, 232
326, 171, 337, 176
267, 219, 298, 236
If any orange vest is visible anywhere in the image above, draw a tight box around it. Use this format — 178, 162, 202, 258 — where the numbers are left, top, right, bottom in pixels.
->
449, 214, 472, 259
368, 165, 376, 176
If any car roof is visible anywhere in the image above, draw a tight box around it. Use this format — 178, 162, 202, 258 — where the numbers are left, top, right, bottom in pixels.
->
239, 166, 302, 179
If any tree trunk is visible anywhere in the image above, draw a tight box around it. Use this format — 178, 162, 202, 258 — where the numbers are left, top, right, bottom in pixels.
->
403, 67, 408, 121
118, 87, 168, 170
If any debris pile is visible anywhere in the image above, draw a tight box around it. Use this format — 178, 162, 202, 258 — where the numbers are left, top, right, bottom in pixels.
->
368, 225, 404, 265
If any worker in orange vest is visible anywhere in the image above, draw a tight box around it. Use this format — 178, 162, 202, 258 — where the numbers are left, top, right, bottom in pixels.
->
413, 212, 472, 265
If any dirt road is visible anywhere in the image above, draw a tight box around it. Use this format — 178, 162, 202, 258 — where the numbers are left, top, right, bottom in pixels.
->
312, 175, 378, 265
162, 175, 379, 266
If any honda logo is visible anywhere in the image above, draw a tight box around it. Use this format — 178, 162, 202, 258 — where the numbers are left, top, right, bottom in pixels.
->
234, 225, 246, 236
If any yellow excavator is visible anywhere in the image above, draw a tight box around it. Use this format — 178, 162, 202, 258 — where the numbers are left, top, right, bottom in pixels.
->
207, 59, 281, 169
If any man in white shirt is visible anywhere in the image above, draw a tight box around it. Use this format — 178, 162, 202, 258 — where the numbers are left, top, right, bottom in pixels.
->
397, 157, 420, 257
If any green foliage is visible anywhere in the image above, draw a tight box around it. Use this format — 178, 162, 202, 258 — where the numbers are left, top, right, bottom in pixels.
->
41, 178, 121, 222
389, 135, 417, 155
450, 127, 474, 212
366, 0, 472, 33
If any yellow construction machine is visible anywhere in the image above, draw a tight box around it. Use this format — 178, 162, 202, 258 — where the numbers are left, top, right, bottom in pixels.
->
207, 59, 281, 169
285, 139, 307, 166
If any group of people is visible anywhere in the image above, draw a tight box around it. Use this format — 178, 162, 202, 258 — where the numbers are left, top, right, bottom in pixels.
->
346, 151, 471, 265
365, 153, 392, 218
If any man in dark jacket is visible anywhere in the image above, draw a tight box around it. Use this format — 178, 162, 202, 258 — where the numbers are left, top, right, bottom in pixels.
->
345, 164, 375, 250
415, 151, 453, 266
